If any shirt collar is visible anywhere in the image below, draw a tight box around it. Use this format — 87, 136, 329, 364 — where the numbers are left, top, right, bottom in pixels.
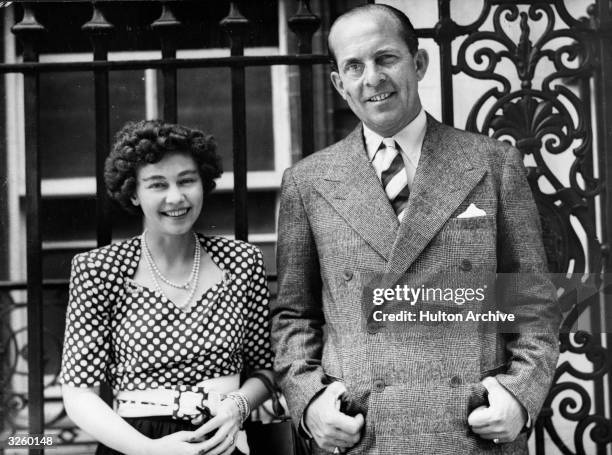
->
363, 108, 427, 166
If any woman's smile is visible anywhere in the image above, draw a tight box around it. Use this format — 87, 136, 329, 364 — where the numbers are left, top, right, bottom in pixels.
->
161, 207, 191, 218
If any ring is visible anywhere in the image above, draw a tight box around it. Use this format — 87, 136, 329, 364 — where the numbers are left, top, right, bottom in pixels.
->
493, 438, 500, 444
333, 448, 340, 454
229, 434, 235, 445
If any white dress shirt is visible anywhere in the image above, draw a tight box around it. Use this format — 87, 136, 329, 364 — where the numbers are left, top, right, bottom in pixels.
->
363, 108, 427, 190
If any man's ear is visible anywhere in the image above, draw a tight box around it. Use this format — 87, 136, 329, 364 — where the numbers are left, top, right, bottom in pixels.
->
414, 49, 429, 81
330, 71, 347, 100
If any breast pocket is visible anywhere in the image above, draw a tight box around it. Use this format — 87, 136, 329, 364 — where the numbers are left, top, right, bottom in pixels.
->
440, 216, 496, 257
443, 215, 495, 234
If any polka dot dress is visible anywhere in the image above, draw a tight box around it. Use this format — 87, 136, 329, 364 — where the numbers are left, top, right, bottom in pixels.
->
59, 234, 274, 391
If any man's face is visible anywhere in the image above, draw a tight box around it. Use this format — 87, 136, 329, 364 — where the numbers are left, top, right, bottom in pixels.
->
329, 13, 428, 137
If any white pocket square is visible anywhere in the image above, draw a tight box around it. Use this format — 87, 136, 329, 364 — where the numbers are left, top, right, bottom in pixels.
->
456, 203, 487, 218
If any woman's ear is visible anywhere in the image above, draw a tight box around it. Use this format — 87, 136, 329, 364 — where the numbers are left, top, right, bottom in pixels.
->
131, 195, 140, 206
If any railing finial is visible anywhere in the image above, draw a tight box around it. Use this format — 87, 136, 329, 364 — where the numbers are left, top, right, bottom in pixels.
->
152, 2, 181, 30
220, 2, 249, 38
288, 0, 320, 53
11, 3, 45, 54
220, 2, 249, 55
81, 3, 113, 34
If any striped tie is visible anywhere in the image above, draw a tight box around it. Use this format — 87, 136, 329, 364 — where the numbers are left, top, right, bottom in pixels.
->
375, 138, 410, 220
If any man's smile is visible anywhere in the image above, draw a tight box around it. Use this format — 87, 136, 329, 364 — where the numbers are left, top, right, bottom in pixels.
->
367, 92, 394, 103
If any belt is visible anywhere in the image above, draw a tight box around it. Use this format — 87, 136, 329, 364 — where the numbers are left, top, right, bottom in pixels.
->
114, 374, 240, 423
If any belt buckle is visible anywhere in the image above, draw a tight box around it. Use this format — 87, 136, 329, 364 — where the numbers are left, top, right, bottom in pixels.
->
173, 390, 206, 422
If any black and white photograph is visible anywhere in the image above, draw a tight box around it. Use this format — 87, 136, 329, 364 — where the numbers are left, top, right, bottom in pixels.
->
0, 0, 610, 454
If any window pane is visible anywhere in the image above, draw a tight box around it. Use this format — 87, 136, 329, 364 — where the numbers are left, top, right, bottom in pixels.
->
176, 66, 274, 171
246, 67, 275, 170
40, 70, 145, 179
110, 70, 147, 143
193, 190, 277, 234
40, 72, 95, 179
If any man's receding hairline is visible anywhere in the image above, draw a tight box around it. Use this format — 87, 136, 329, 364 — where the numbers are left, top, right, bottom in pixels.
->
334, 4, 402, 26
328, 6, 410, 64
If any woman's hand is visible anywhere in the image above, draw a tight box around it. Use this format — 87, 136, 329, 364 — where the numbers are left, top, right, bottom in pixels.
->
188, 398, 242, 455
63, 385, 223, 455
140, 431, 218, 455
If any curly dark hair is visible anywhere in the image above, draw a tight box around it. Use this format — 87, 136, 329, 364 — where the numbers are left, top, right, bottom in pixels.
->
104, 120, 222, 214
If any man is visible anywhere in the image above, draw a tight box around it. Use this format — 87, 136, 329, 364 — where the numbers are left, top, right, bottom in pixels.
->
272, 4, 560, 454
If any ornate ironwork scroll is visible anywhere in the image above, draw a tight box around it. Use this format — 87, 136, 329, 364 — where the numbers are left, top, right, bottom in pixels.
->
0, 288, 96, 450
453, 1, 610, 453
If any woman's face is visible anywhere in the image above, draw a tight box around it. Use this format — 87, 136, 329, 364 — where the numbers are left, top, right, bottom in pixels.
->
131, 152, 204, 237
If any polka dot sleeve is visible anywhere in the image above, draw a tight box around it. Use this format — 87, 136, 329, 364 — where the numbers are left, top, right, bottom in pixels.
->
59, 253, 113, 387
242, 247, 274, 371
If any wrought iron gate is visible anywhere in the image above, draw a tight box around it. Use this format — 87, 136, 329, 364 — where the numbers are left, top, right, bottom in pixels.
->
0, 1, 611, 454
443, 2, 611, 453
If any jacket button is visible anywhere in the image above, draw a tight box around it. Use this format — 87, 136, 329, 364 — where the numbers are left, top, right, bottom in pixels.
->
449, 375, 462, 387
460, 259, 472, 271
373, 379, 385, 392
343, 270, 353, 281
367, 320, 385, 334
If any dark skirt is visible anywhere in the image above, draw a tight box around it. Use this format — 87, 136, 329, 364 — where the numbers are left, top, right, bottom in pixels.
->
95, 416, 244, 455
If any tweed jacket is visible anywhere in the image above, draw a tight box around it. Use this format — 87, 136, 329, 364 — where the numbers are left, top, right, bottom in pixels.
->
272, 116, 560, 454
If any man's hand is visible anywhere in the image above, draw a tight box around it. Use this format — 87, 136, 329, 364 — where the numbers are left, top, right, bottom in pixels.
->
467, 376, 527, 444
305, 382, 364, 452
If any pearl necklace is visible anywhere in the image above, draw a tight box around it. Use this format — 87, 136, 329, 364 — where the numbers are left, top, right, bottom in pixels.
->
141, 230, 200, 289
141, 231, 201, 310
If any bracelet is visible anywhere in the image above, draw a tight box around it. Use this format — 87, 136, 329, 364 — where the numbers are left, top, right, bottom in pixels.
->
225, 392, 251, 423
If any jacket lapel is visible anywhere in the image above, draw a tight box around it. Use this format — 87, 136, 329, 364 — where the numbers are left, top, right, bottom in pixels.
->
386, 116, 486, 274
314, 125, 398, 261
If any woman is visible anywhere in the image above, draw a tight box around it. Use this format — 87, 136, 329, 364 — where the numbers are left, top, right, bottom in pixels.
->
60, 120, 275, 455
